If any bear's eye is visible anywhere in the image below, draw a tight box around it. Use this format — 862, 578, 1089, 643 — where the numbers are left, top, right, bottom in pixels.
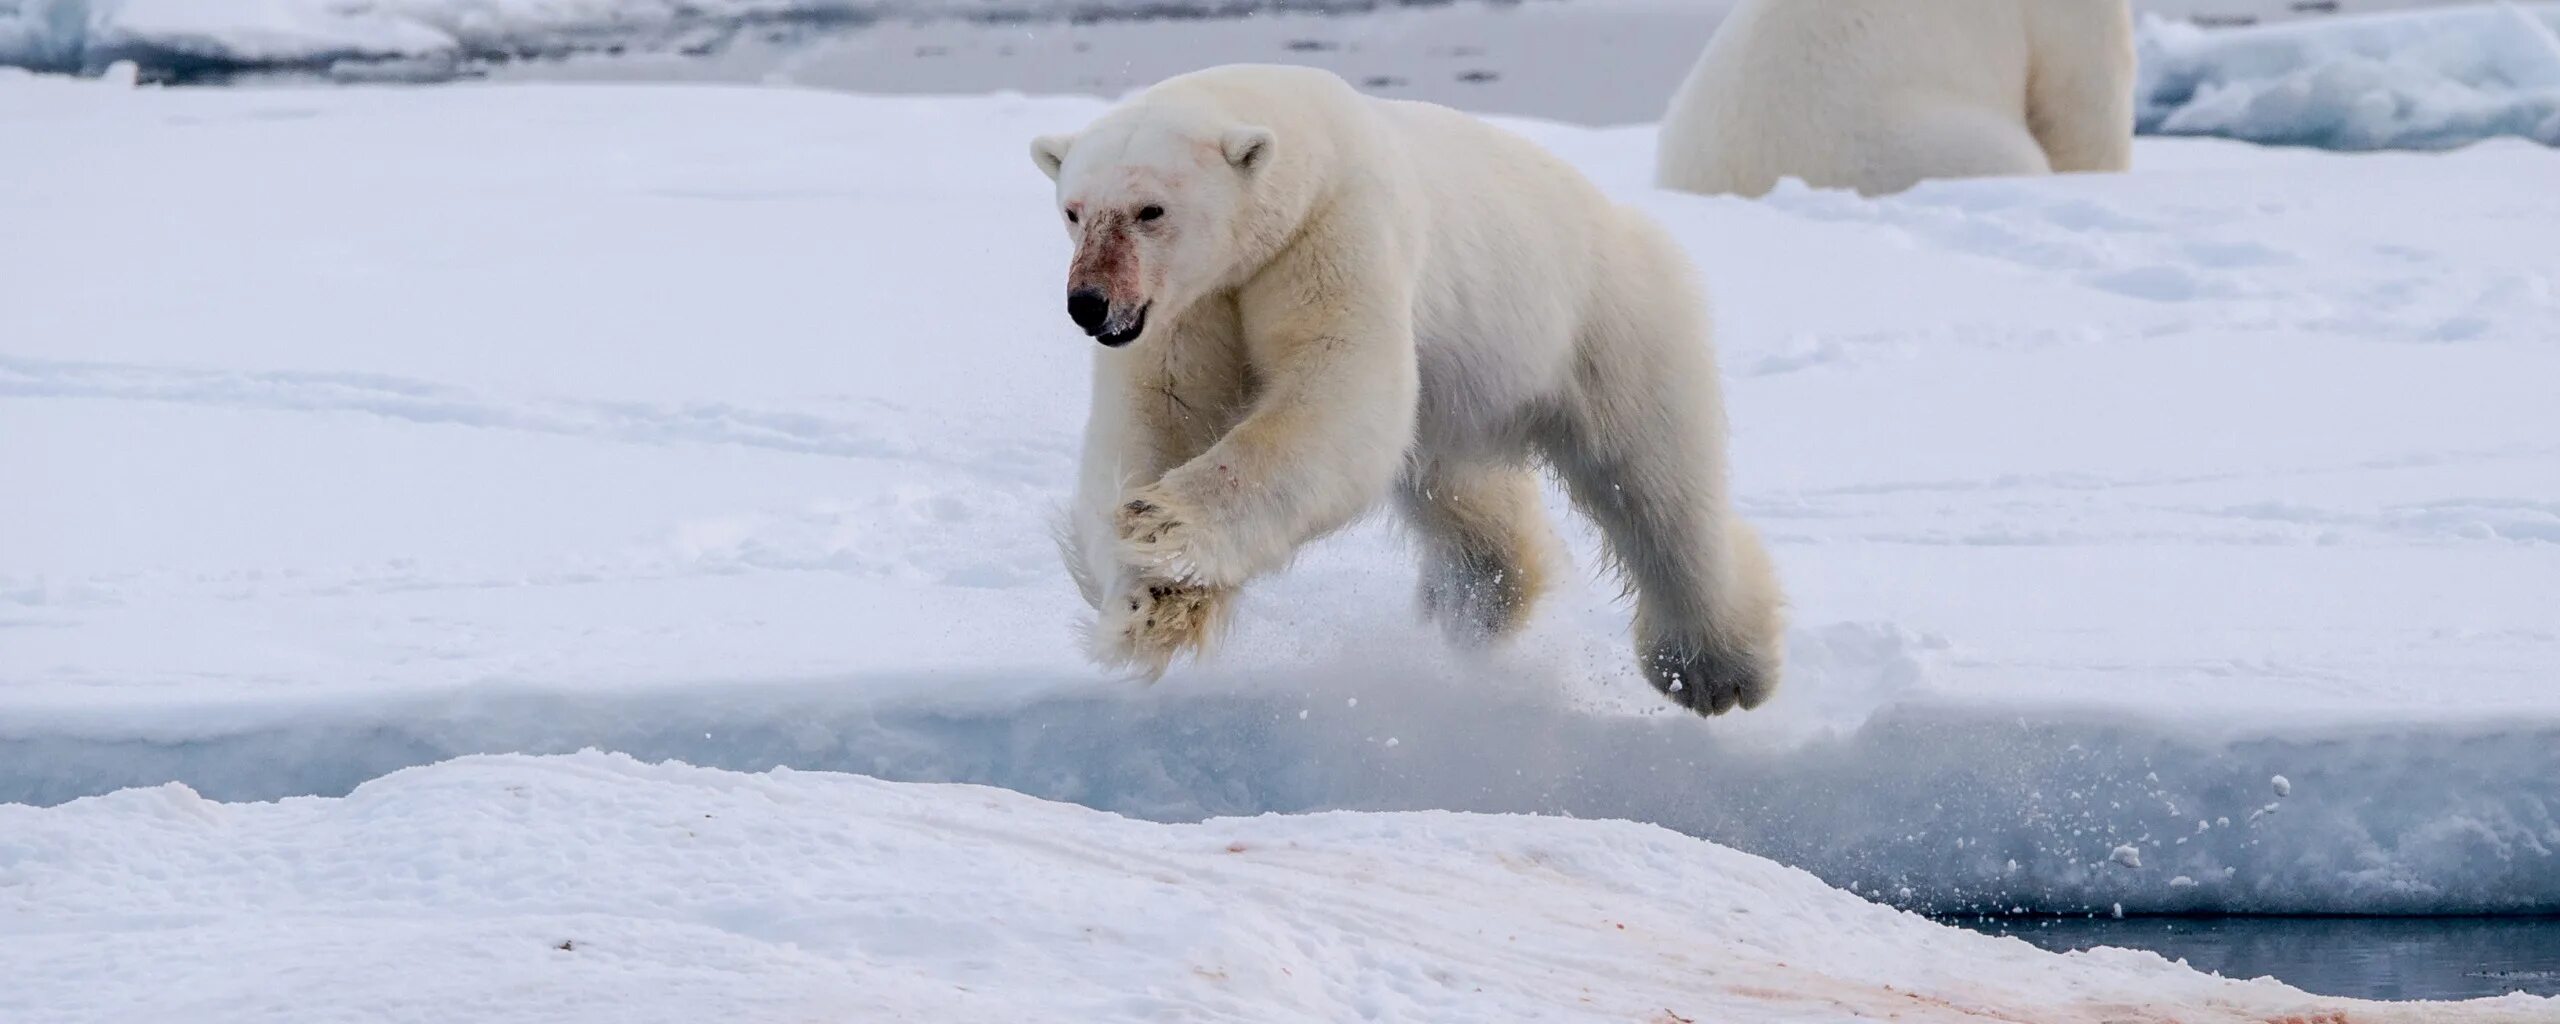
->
1137, 205, 1165, 222
1064, 208, 1079, 224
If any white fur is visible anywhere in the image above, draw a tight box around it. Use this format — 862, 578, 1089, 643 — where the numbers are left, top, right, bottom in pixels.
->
1656, 0, 2136, 198
1034, 64, 1784, 716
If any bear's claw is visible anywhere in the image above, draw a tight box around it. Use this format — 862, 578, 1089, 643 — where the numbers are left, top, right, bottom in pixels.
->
1092, 577, 1231, 681
1115, 491, 1208, 584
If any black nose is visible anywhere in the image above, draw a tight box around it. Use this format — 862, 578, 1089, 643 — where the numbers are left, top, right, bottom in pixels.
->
1067, 289, 1109, 333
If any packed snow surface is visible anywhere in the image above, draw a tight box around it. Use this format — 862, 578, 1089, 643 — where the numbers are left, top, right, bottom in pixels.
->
2139, 2, 2560, 149
4, 751, 2554, 1023
4, 73, 2558, 920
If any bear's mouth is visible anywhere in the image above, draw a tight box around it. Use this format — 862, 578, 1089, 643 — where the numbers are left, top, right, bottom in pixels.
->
1095, 304, 1149, 348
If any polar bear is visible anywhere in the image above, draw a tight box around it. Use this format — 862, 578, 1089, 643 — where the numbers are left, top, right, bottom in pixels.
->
1030, 64, 1783, 716
1656, 0, 2136, 198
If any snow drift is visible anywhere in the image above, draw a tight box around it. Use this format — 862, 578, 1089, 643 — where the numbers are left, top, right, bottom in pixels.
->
9, 665, 2557, 917
4, 752, 2553, 1022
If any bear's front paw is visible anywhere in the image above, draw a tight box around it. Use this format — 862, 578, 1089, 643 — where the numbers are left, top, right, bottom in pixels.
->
1115, 487, 1218, 584
1640, 638, 1777, 717
1091, 578, 1233, 680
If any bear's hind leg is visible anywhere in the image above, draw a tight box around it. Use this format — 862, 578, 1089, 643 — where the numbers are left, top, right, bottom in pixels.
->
1543, 408, 1783, 715
1542, 217, 1784, 715
1397, 460, 1562, 646
1863, 104, 2054, 195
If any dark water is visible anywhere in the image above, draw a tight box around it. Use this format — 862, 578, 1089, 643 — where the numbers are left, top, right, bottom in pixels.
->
1945, 915, 2560, 1002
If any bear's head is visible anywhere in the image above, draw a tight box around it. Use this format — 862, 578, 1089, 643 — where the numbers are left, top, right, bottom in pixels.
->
1031, 107, 1275, 349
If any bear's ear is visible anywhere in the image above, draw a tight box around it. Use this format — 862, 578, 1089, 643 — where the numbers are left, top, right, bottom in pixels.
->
1221, 126, 1275, 172
1030, 133, 1074, 181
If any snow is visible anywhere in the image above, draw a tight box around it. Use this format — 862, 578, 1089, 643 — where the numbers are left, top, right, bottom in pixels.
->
3, 751, 2553, 1022
2138, 2, 2560, 149
4, 70, 2559, 931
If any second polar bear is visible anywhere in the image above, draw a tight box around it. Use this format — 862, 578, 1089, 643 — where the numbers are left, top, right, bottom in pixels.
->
1657, 0, 2136, 198
1031, 64, 1783, 716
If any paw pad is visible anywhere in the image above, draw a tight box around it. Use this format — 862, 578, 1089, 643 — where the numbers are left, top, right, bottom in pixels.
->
1642, 642, 1772, 717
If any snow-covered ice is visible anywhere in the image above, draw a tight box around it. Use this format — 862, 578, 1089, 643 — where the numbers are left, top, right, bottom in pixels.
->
2, 751, 2552, 1022
3, 66, 2558, 935
11, 0, 2560, 152
0, 0, 1463, 76
2139, 2, 2560, 149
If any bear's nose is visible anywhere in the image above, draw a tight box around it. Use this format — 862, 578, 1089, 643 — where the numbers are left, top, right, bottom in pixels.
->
1067, 289, 1110, 334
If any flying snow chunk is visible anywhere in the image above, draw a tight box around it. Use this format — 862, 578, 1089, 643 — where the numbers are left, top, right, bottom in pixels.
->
2110, 844, 2144, 869
2272, 774, 2292, 797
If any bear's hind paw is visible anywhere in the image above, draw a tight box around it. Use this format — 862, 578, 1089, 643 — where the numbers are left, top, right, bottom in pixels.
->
1641, 639, 1777, 717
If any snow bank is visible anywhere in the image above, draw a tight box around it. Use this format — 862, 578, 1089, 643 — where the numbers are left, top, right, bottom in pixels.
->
2138, 2, 2560, 150
3, 752, 2551, 1023
8, 664, 2557, 916
4, 79, 2557, 917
